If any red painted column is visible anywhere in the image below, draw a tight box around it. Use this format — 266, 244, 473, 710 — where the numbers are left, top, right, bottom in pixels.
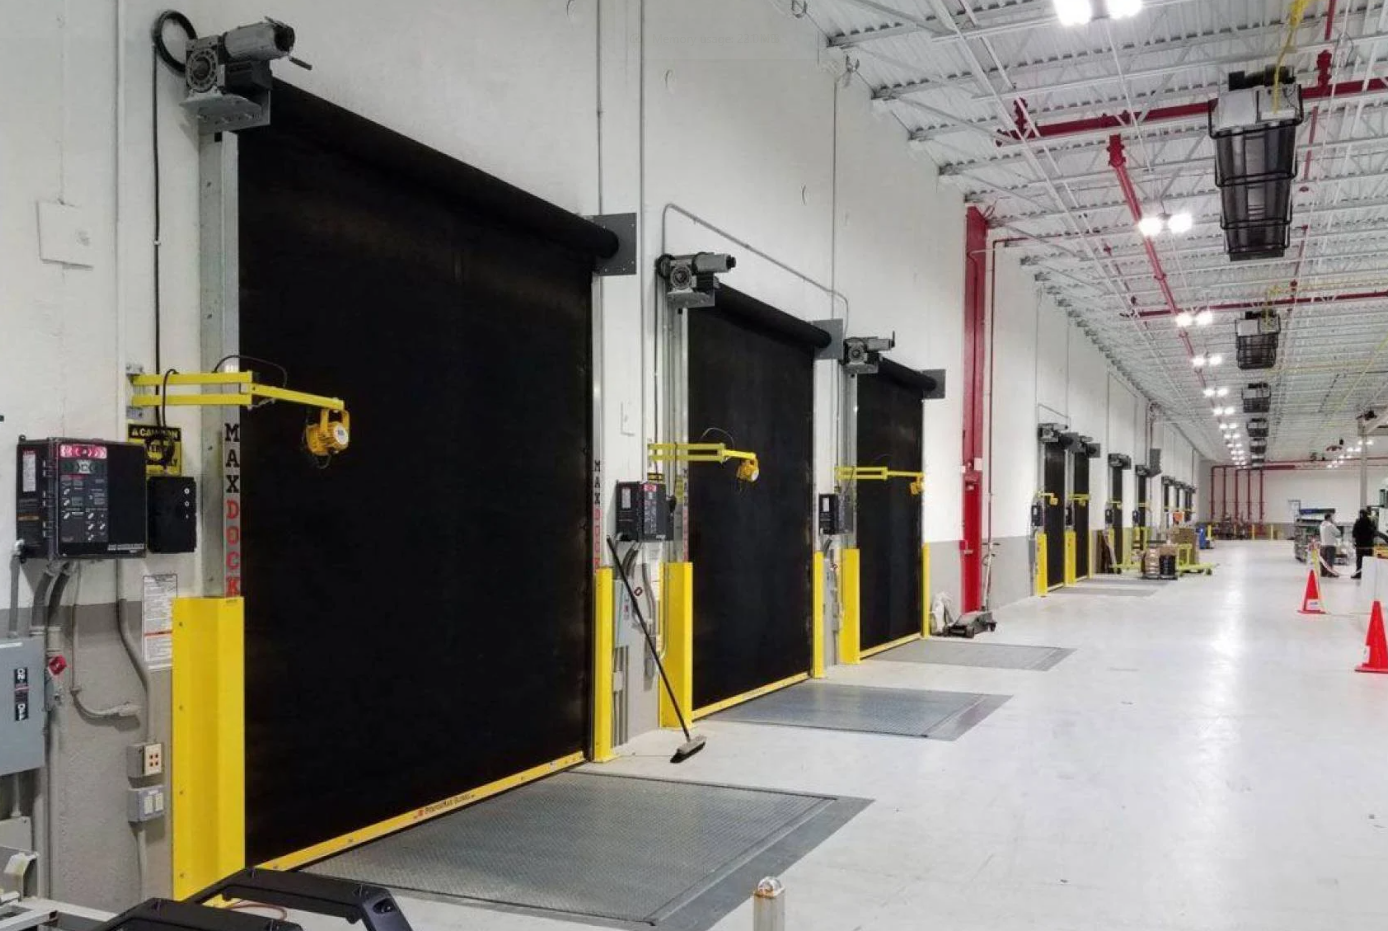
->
961, 207, 988, 611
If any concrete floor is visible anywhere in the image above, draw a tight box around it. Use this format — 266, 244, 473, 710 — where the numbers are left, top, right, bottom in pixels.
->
387, 542, 1388, 931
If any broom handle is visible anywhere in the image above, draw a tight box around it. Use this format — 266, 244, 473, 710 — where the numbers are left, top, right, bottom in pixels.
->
606, 537, 695, 742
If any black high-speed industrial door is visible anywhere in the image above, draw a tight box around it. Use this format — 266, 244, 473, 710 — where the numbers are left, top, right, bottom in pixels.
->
857, 367, 924, 651
1073, 454, 1090, 580
1043, 444, 1066, 588
1137, 477, 1149, 533
236, 84, 608, 865
687, 287, 818, 712
1110, 464, 1125, 566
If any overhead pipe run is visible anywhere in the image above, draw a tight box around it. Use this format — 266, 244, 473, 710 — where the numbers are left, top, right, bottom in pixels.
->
1001, 65, 1388, 145
1107, 135, 1205, 388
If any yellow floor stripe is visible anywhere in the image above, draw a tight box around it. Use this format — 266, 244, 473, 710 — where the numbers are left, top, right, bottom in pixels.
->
859, 632, 922, 659
259, 751, 585, 871
692, 672, 809, 720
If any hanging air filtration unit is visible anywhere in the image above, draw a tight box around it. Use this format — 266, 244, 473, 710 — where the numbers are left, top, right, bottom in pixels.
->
1235, 313, 1281, 369
1209, 67, 1304, 262
1247, 417, 1270, 440
1242, 381, 1273, 413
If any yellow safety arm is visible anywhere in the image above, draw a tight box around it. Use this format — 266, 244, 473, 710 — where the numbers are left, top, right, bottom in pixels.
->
836, 466, 889, 482
649, 443, 760, 482
130, 371, 346, 412
130, 371, 351, 456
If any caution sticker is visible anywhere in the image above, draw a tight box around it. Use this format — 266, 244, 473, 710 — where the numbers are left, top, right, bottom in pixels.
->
128, 423, 183, 476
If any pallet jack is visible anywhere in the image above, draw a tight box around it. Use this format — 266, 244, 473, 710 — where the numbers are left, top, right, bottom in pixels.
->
943, 542, 997, 638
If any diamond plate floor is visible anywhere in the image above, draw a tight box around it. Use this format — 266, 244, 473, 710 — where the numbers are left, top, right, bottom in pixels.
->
307, 771, 866, 930
871, 639, 1074, 670
711, 682, 1009, 740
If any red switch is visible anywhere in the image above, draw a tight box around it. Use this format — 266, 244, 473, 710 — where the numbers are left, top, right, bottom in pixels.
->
47, 655, 67, 677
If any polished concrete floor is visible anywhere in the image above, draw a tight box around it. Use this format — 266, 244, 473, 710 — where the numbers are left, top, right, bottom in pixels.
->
382, 542, 1388, 931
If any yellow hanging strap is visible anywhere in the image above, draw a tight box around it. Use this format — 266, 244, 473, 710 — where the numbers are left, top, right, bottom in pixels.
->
1273, 0, 1313, 101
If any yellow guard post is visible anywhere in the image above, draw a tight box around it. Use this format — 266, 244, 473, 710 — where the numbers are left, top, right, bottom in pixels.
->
839, 549, 861, 664
172, 596, 245, 898
659, 562, 694, 729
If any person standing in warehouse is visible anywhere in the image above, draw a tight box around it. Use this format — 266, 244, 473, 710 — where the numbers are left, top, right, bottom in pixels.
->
1319, 512, 1342, 579
1350, 509, 1388, 579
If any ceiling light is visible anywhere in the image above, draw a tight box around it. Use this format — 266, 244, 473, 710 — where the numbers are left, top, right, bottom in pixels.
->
1053, 0, 1094, 26
1192, 354, 1207, 368
1197, 310, 1215, 326
1227, 406, 1238, 416
1176, 311, 1195, 327
1209, 354, 1224, 366
1231, 432, 1241, 439
1168, 211, 1194, 234
1217, 386, 1230, 397
1203, 387, 1216, 397
1138, 215, 1165, 237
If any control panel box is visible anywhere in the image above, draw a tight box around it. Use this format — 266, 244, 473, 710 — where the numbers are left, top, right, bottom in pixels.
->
615, 481, 671, 543
148, 476, 198, 554
15, 439, 147, 560
0, 638, 44, 778
818, 493, 845, 536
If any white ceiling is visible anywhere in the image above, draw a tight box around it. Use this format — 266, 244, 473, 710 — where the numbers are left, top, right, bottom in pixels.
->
797, 0, 1388, 465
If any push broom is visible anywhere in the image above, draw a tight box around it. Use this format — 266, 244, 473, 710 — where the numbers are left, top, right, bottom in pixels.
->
606, 537, 706, 763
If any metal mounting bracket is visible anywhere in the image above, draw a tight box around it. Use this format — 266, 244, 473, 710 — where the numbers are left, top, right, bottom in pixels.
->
587, 213, 637, 277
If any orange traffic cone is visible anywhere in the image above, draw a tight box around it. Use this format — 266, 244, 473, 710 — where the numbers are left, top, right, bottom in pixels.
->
1357, 601, 1388, 674
1299, 568, 1325, 615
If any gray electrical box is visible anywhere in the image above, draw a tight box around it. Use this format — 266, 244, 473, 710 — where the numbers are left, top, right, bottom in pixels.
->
0, 638, 44, 777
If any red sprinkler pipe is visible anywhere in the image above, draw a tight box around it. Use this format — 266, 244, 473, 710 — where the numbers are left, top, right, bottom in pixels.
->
1260, 468, 1266, 526
1234, 467, 1240, 524
1108, 135, 1205, 386
1001, 73, 1388, 143
1137, 289, 1388, 318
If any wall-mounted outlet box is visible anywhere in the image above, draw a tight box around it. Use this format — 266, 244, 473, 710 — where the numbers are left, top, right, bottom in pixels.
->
127, 785, 166, 823
127, 742, 164, 778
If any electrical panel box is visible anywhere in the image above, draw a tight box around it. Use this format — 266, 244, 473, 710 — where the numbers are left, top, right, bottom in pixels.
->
127, 742, 165, 779
126, 785, 166, 823
818, 493, 845, 536
0, 638, 44, 778
148, 476, 197, 554
15, 439, 148, 560
615, 481, 671, 543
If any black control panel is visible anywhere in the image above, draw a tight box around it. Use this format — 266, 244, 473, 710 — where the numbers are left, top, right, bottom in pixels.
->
615, 481, 671, 543
148, 476, 198, 554
16, 438, 148, 560
818, 493, 845, 536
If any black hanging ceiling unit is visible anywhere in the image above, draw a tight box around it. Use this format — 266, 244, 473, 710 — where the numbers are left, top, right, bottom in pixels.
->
1209, 67, 1304, 262
1247, 417, 1270, 440
1242, 381, 1273, 413
1236, 313, 1282, 369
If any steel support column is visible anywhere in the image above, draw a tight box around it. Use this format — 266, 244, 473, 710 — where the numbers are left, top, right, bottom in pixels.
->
962, 207, 988, 612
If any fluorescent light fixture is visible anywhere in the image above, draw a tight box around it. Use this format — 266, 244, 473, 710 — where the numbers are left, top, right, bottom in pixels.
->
1138, 215, 1165, 237
1054, 0, 1094, 25
1227, 406, 1238, 416
1107, 0, 1143, 17
1192, 354, 1207, 367
1209, 354, 1224, 366
1216, 386, 1229, 397
1230, 432, 1241, 438
1203, 387, 1216, 397
1168, 211, 1194, 234
1176, 311, 1195, 327
1197, 310, 1215, 326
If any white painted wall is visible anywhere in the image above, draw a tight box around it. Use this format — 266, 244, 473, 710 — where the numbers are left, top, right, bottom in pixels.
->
0, 0, 967, 905
983, 255, 1205, 604
1257, 466, 1388, 521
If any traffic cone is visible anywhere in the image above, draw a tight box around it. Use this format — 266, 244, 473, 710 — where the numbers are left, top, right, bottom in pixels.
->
1299, 568, 1325, 615
1356, 601, 1388, 674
